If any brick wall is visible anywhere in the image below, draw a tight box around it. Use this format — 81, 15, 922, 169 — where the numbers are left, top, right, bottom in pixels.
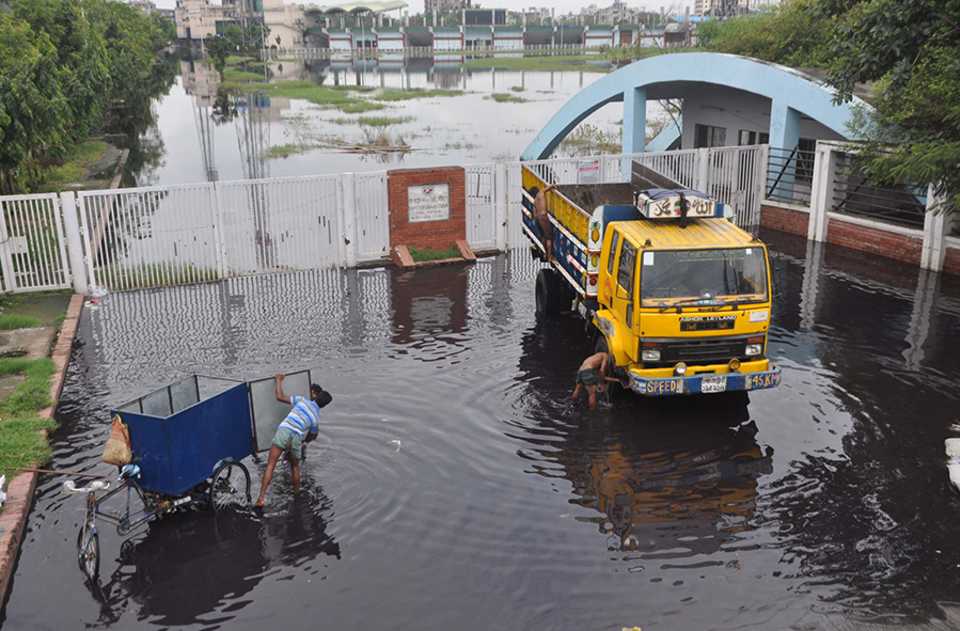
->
944, 246, 960, 277
826, 216, 923, 266
387, 167, 466, 250
760, 202, 810, 236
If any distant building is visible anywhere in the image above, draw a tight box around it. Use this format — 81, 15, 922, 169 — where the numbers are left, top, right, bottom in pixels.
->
425, 0, 471, 13
693, 0, 762, 16
464, 8, 506, 26
175, 0, 248, 41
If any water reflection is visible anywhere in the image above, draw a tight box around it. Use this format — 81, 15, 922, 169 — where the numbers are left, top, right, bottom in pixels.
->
6, 248, 960, 629
82, 492, 339, 627
141, 57, 625, 186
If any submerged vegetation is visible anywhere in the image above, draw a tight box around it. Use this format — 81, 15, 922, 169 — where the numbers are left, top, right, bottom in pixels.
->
372, 88, 464, 102
490, 93, 528, 104
559, 124, 621, 155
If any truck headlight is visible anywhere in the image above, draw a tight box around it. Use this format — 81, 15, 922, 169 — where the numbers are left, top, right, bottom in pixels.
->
641, 349, 660, 362
745, 344, 762, 357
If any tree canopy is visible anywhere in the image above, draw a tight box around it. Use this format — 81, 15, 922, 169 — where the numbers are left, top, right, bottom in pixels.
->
698, 0, 960, 210
0, 0, 174, 193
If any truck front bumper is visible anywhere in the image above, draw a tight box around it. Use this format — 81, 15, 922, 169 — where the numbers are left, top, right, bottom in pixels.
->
628, 364, 782, 397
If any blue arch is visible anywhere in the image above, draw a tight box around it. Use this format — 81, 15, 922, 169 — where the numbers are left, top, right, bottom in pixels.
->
521, 52, 871, 160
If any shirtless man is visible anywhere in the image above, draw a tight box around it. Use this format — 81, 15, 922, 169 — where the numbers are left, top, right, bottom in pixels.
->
529, 184, 556, 262
571, 352, 627, 409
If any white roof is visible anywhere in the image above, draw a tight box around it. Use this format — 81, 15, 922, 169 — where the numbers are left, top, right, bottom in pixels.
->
303, 0, 407, 13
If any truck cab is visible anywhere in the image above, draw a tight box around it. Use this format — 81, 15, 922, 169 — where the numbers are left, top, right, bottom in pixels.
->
520, 164, 781, 397
593, 211, 780, 396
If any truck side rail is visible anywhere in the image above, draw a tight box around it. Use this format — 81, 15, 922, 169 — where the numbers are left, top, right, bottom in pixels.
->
520, 166, 595, 297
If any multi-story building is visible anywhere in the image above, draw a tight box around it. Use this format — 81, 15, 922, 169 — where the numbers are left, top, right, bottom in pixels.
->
424, 0, 471, 13
693, 0, 754, 16
175, 0, 245, 41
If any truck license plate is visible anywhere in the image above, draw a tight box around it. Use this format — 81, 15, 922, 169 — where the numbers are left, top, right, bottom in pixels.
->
701, 375, 727, 394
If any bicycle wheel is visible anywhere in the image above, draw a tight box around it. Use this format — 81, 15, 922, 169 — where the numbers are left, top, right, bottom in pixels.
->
77, 527, 99, 581
209, 461, 251, 513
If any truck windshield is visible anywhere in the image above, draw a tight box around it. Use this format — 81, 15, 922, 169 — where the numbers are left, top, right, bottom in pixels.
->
640, 248, 768, 307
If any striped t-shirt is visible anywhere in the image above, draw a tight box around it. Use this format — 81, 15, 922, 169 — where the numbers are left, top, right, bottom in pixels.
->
278, 395, 321, 436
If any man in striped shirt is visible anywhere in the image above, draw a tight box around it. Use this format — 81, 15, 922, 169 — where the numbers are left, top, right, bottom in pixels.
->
255, 374, 332, 508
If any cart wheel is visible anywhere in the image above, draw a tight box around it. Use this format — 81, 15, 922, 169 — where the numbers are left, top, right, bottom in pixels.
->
209, 461, 251, 512
77, 527, 100, 581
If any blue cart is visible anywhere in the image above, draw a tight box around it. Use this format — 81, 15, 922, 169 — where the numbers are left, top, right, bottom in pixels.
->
73, 375, 258, 582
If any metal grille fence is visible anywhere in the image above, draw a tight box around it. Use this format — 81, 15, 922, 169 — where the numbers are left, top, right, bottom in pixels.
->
766, 145, 815, 207
0, 193, 71, 293
1, 146, 767, 294
832, 153, 927, 229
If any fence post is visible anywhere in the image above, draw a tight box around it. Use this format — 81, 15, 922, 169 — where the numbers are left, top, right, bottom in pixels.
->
211, 183, 228, 280
808, 142, 838, 242
494, 161, 508, 252
921, 184, 947, 272
695, 148, 710, 192
342, 173, 358, 267
59, 192, 88, 294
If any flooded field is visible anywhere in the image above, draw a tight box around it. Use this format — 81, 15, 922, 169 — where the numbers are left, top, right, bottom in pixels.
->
5, 231, 960, 630
133, 59, 649, 187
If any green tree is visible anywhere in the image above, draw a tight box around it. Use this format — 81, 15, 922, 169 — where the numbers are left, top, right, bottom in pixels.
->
820, 0, 960, 210
0, 14, 71, 192
696, 0, 831, 68
205, 34, 232, 78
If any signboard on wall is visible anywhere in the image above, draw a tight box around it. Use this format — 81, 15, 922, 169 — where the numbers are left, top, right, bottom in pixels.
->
408, 184, 451, 223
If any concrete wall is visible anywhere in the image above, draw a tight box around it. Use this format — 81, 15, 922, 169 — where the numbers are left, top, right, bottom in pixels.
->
679, 85, 846, 149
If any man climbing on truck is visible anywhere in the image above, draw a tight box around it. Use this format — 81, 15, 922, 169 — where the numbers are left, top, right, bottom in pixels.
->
255, 374, 332, 508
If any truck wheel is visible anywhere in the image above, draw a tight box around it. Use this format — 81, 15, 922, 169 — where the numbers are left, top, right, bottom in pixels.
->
535, 269, 574, 319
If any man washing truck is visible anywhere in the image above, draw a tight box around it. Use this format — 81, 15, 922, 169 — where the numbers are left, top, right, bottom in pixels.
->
520, 165, 780, 398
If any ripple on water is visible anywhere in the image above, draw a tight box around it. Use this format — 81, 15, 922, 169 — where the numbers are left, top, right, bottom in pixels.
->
5, 251, 960, 630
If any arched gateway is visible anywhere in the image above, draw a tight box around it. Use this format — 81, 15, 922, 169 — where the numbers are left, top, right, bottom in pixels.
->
521, 52, 870, 161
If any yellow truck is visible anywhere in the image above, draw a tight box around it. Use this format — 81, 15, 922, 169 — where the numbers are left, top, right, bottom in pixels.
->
521, 165, 781, 397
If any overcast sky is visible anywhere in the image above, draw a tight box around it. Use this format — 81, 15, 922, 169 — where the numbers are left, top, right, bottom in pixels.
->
153, 1, 691, 14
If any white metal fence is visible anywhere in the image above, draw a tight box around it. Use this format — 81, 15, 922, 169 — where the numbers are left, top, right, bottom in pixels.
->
0, 146, 766, 294
0, 193, 72, 293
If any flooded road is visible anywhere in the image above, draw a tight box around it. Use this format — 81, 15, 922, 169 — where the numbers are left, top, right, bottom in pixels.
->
134, 59, 643, 187
5, 232, 960, 630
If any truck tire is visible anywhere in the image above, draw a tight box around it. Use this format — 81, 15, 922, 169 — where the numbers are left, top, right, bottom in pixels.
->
535, 268, 573, 318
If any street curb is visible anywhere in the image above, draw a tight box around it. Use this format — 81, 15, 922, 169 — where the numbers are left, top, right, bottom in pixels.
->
0, 293, 85, 606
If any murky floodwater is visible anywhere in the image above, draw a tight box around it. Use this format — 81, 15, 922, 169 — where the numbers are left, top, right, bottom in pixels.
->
5, 232, 960, 630
134, 59, 648, 187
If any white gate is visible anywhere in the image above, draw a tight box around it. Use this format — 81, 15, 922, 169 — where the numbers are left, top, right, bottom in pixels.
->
77, 184, 220, 291
353, 171, 390, 262
705, 145, 766, 228
0, 193, 71, 293
465, 164, 497, 251
218, 175, 342, 276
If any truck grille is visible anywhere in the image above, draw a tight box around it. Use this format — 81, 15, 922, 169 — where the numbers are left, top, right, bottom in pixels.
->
652, 337, 749, 366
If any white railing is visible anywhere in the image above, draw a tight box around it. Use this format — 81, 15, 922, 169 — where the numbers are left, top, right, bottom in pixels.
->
1, 146, 767, 294
0, 193, 71, 293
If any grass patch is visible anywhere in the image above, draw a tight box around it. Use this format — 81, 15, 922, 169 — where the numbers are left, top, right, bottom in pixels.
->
409, 246, 461, 262
357, 116, 413, 127
37, 140, 111, 192
464, 55, 613, 72
0, 358, 54, 417
373, 88, 464, 102
223, 80, 388, 113
510, 86, 525, 92
0, 314, 42, 330
223, 68, 265, 83
264, 143, 314, 159
225, 54, 257, 66
0, 291, 70, 328
559, 123, 621, 155
0, 417, 56, 481
490, 93, 528, 103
